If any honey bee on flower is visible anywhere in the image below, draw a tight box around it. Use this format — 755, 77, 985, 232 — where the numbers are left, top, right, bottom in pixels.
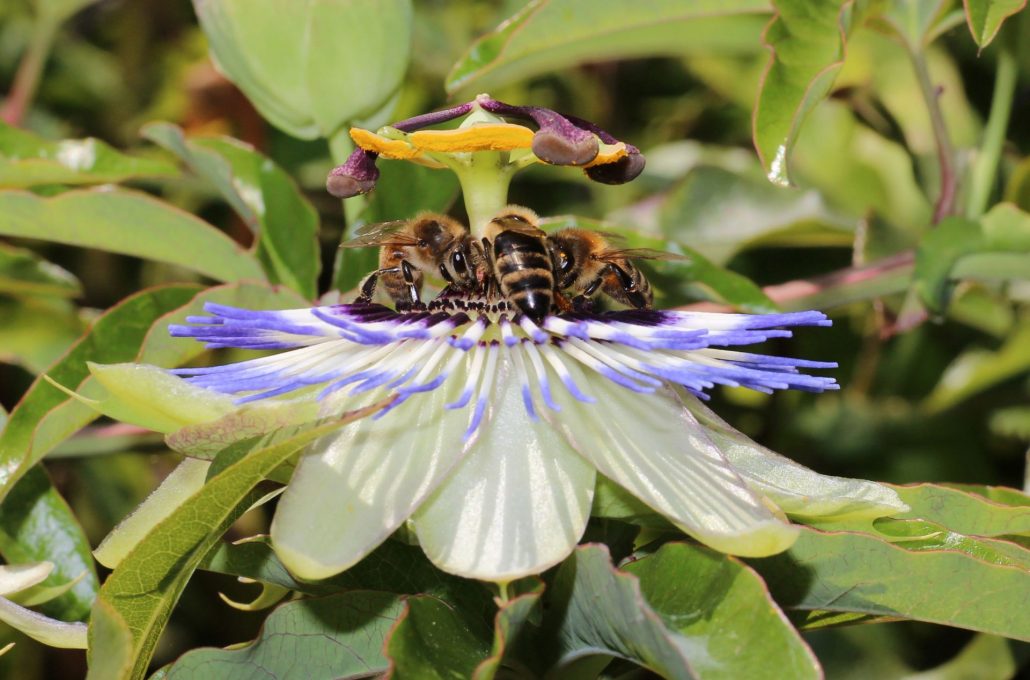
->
120, 96, 905, 582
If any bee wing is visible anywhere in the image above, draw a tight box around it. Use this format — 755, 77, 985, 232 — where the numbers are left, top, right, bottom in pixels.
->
598, 248, 691, 263
339, 220, 419, 248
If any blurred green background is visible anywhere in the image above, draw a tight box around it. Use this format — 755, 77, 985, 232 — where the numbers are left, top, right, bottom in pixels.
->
1, 0, 1028, 677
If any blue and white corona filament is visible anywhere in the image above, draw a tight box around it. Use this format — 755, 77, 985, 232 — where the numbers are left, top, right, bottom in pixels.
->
162, 296, 907, 582
169, 299, 839, 440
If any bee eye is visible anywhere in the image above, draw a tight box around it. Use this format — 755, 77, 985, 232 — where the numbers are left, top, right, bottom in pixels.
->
417, 239, 428, 248
452, 250, 468, 275
560, 252, 573, 272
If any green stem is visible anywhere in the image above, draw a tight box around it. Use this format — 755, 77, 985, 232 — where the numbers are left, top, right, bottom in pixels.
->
909, 50, 956, 224
1, 19, 57, 126
497, 580, 511, 605
454, 154, 514, 238
966, 39, 1017, 218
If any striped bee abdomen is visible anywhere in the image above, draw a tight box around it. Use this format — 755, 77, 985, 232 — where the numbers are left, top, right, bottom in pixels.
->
491, 229, 554, 323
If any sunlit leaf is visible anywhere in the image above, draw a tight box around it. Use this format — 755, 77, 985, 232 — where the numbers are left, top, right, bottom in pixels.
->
753, 0, 855, 186
750, 525, 1030, 640
0, 284, 201, 502
0, 122, 176, 188
93, 458, 210, 570
161, 592, 404, 679
446, 0, 770, 95
88, 403, 390, 680
0, 189, 264, 282
193, 0, 412, 139
143, 123, 320, 299
530, 544, 819, 678
896, 483, 1030, 537
962, 0, 1025, 47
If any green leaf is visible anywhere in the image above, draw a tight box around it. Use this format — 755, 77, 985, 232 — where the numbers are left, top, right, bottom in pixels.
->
915, 204, 1030, 311
33, 0, 99, 23
93, 459, 210, 570
750, 525, 1030, 641
963, 0, 1025, 47
654, 165, 852, 265
990, 406, 1030, 440
387, 596, 491, 678
88, 402, 390, 680
791, 101, 933, 237
874, 0, 951, 50
539, 215, 779, 313
0, 188, 264, 282
0, 243, 80, 298
446, 0, 770, 96
535, 544, 819, 679
753, 0, 854, 186
894, 483, 1030, 537
923, 321, 1030, 413
915, 217, 986, 311
201, 536, 494, 621
0, 284, 202, 502
143, 123, 320, 299
473, 581, 544, 680
0, 465, 98, 621
84, 600, 132, 680
194, 0, 412, 139
0, 296, 84, 373
161, 592, 404, 679
0, 122, 176, 188
625, 543, 821, 679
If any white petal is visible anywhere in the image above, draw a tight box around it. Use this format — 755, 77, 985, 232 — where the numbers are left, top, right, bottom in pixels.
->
681, 393, 909, 520
414, 358, 595, 581
270, 381, 472, 580
545, 362, 798, 557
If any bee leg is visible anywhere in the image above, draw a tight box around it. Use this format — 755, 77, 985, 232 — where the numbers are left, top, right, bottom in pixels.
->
355, 270, 386, 304
394, 260, 425, 312
571, 295, 596, 313
604, 263, 649, 309
554, 291, 574, 314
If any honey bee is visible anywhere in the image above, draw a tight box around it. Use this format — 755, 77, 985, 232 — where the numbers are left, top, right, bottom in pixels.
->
482, 206, 554, 323
339, 213, 482, 309
546, 228, 686, 311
